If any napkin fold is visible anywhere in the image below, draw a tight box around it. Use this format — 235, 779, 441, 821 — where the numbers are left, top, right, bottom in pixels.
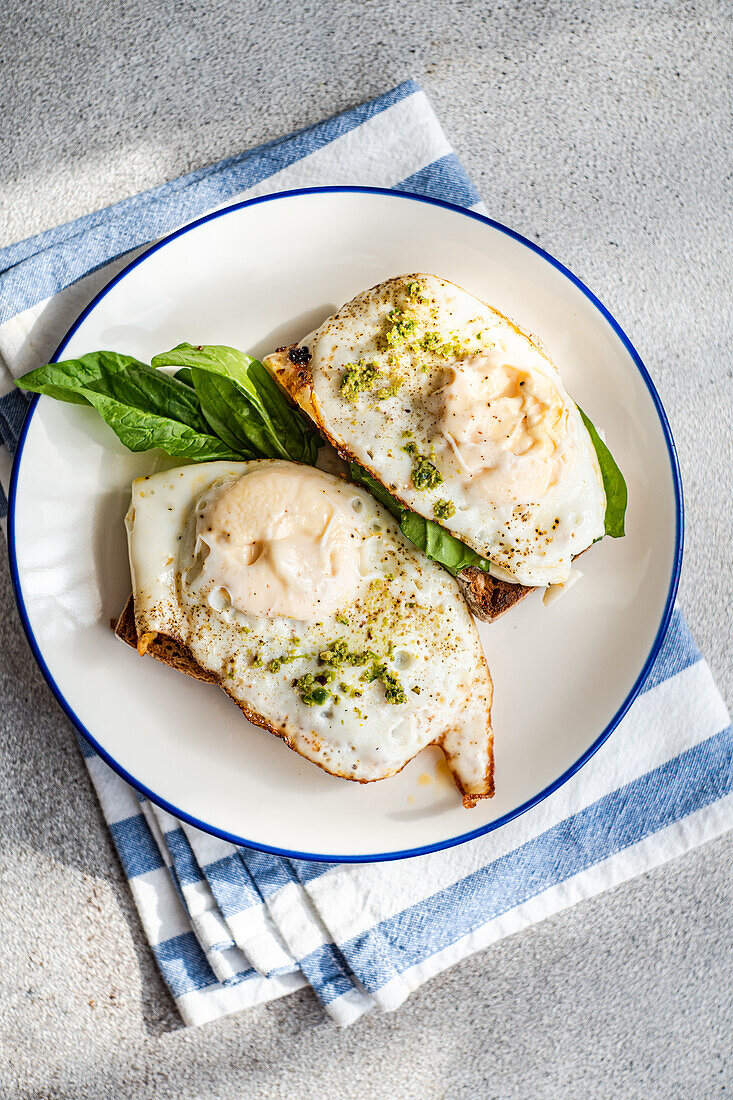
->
1, 81, 731, 1027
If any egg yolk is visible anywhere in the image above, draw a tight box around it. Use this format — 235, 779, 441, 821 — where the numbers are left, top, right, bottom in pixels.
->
431, 353, 576, 505
193, 466, 362, 621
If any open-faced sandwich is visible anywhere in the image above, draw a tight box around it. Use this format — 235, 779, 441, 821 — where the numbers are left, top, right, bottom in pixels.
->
17, 273, 626, 806
116, 459, 495, 806
265, 275, 626, 620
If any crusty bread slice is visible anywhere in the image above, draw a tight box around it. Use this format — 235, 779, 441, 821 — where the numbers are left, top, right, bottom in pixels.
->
458, 545, 591, 619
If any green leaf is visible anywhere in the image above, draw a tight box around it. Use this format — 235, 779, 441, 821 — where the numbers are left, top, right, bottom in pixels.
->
152, 343, 320, 464
348, 462, 402, 519
349, 463, 493, 577
246, 358, 320, 465
15, 342, 322, 468
16, 350, 211, 434
152, 343, 256, 383
64, 386, 242, 461
398, 510, 493, 577
577, 406, 627, 538
174, 367, 194, 388
16, 350, 147, 406
16, 351, 244, 461
190, 368, 260, 458
83, 394, 242, 459
96, 363, 210, 433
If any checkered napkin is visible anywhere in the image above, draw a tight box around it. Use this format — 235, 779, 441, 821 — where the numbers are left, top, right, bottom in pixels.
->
1, 82, 731, 1027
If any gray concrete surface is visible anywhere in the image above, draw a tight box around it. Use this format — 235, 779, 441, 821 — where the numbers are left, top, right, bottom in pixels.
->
1, 1, 732, 1097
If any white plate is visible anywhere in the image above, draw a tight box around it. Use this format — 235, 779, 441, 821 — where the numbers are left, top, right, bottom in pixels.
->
9, 188, 682, 862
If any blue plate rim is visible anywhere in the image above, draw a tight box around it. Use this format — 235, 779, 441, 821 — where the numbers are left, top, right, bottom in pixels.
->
8, 184, 684, 863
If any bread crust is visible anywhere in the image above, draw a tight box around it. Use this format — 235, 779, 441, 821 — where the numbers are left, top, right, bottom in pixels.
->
457, 569, 533, 621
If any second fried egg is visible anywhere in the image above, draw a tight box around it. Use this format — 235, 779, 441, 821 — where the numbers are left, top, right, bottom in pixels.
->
265, 274, 606, 587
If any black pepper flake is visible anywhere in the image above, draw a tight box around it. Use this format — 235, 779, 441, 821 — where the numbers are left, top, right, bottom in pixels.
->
288, 346, 312, 365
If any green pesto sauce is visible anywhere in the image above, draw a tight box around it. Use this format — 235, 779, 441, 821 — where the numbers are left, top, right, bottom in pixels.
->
319, 638, 376, 668
295, 669, 338, 707
340, 360, 381, 402
420, 331, 441, 351
258, 639, 406, 707
418, 330, 470, 360
341, 360, 401, 403
360, 661, 406, 705
295, 673, 331, 707
433, 499, 456, 520
385, 309, 418, 347
265, 652, 309, 673
406, 281, 428, 304
339, 681, 363, 699
402, 442, 443, 492
375, 378, 402, 400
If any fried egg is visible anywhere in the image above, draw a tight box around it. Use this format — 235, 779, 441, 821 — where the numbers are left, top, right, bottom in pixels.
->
125, 460, 494, 805
265, 274, 606, 587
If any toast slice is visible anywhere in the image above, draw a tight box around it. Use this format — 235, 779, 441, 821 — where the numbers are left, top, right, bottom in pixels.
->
458, 546, 590, 619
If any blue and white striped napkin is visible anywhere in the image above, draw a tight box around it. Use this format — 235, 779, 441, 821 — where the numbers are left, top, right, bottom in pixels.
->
1, 82, 731, 1027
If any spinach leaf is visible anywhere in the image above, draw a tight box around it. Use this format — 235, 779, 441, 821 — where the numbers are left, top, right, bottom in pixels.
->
16, 343, 321, 466
99, 363, 210, 433
189, 368, 261, 458
577, 406, 627, 538
246, 357, 320, 465
349, 463, 493, 577
348, 462, 402, 519
17, 351, 244, 460
152, 344, 320, 464
64, 385, 241, 460
16, 350, 147, 406
81, 390, 243, 460
400, 511, 493, 576
152, 343, 257, 384
174, 367, 194, 387
17, 350, 211, 434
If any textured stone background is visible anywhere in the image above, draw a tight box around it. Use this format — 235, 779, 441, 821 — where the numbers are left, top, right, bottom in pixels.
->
1, 1, 731, 1097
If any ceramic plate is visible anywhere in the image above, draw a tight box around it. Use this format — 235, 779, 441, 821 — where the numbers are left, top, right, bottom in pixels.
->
9, 187, 682, 861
